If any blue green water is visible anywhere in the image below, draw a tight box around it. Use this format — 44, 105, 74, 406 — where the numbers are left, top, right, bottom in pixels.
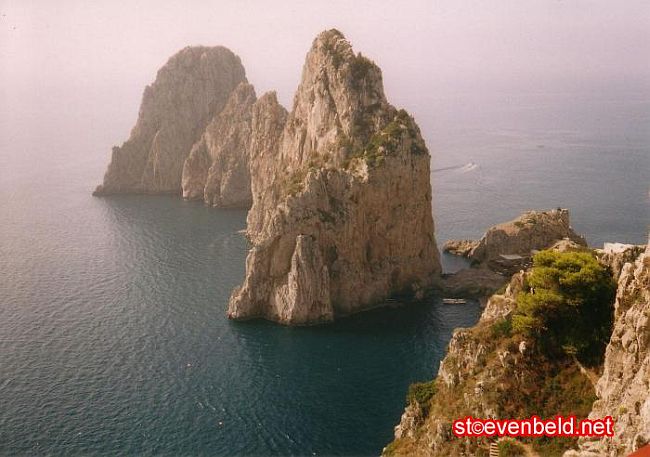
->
0, 89, 648, 456
0, 191, 481, 456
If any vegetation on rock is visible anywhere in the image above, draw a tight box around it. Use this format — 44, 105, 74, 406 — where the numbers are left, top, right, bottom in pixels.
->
342, 109, 426, 169
229, 29, 440, 324
513, 250, 616, 365
349, 53, 375, 87
385, 249, 617, 456
406, 380, 437, 413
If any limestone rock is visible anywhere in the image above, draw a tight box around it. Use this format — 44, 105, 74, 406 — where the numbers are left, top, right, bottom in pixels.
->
442, 239, 479, 257
387, 275, 526, 456
445, 209, 587, 268
384, 266, 598, 457
228, 30, 441, 325
440, 267, 508, 299
596, 242, 646, 281
181, 82, 256, 207
94, 46, 246, 195
549, 238, 589, 253
567, 238, 650, 456
479, 270, 525, 322
393, 403, 425, 441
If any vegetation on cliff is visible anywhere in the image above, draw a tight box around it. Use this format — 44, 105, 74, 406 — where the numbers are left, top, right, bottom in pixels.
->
341, 109, 426, 169
229, 29, 440, 324
513, 250, 617, 366
385, 249, 617, 457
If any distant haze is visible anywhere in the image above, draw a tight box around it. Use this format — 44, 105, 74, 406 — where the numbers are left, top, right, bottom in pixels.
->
2, 1, 649, 104
0, 0, 648, 186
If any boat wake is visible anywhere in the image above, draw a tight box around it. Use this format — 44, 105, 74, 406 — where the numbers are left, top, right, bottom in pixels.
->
432, 161, 479, 173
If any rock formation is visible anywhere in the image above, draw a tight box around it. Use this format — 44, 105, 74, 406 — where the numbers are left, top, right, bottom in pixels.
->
385, 271, 561, 457
440, 268, 508, 300
443, 208, 587, 267
566, 238, 650, 457
385, 269, 602, 456
441, 239, 478, 257
181, 82, 256, 207
94, 46, 247, 196
386, 236, 649, 457
596, 242, 646, 281
439, 210, 588, 298
384, 243, 631, 456
228, 29, 441, 325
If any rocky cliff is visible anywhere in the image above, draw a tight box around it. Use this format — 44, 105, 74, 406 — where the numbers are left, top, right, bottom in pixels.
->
385, 248, 616, 456
443, 209, 587, 266
181, 82, 256, 207
596, 242, 646, 281
228, 29, 441, 325
384, 270, 593, 457
94, 46, 247, 195
566, 239, 650, 457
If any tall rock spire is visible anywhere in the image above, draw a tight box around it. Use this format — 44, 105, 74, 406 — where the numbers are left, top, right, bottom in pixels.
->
228, 30, 441, 325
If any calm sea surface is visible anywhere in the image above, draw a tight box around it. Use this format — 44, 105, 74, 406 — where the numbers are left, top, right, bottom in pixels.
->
0, 88, 648, 456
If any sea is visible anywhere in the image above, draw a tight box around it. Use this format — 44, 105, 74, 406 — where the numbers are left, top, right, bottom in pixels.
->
0, 86, 648, 456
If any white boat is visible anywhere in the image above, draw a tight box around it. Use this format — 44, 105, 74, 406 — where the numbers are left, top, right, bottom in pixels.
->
442, 298, 467, 305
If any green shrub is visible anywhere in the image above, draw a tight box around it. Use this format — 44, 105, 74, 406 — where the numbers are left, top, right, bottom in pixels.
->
284, 168, 307, 196
491, 317, 513, 338
407, 380, 436, 409
349, 53, 374, 85
512, 250, 616, 365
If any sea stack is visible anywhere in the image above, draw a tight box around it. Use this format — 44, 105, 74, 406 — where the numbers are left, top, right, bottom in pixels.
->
228, 30, 441, 325
93, 46, 247, 196
181, 82, 257, 207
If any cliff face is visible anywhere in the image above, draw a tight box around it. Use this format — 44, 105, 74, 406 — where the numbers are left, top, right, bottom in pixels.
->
385, 264, 602, 456
566, 240, 650, 456
181, 82, 256, 207
444, 209, 587, 266
386, 273, 544, 456
228, 30, 440, 325
387, 239, 649, 457
596, 242, 646, 281
94, 46, 246, 195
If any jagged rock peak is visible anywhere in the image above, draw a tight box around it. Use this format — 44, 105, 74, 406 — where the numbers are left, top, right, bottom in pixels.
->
181, 82, 257, 207
281, 29, 392, 168
228, 30, 440, 325
94, 46, 247, 196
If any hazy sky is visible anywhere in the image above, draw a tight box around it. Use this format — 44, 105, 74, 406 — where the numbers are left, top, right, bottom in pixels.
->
2, 0, 649, 109
0, 1, 648, 244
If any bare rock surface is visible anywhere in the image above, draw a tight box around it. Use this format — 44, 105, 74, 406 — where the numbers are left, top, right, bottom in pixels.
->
228, 30, 441, 325
596, 242, 646, 281
440, 267, 508, 299
442, 239, 479, 257
94, 46, 246, 195
181, 82, 256, 207
444, 208, 587, 268
566, 238, 650, 457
